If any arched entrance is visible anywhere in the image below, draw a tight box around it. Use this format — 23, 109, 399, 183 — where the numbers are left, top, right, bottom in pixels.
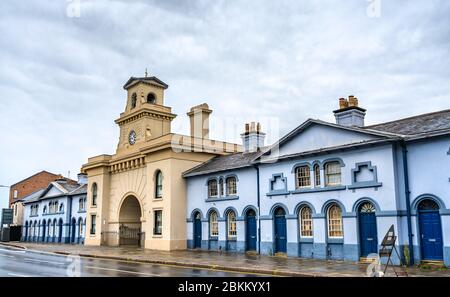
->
246, 209, 257, 251
418, 199, 443, 261
58, 219, 63, 243
274, 207, 287, 254
193, 212, 202, 249
42, 220, 46, 242
118, 195, 142, 246
358, 202, 378, 257
71, 218, 76, 243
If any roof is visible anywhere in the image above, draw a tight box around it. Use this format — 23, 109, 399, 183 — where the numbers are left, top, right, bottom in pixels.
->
21, 189, 45, 203
10, 170, 61, 187
182, 151, 261, 177
123, 76, 169, 90
365, 109, 450, 136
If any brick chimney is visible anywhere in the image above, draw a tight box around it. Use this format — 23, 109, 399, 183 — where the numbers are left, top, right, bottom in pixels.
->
240, 122, 265, 153
333, 95, 366, 127
187, 103, 212, 139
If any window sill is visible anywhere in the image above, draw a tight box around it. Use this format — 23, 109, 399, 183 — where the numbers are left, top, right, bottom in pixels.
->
299, 237, 314, 243
327, 238, 344, 244
226, 238, 237, 242
347, 182, 382, 190
205, 196, 239, 202
152, 234, 163, 238
266, 190, 290, 197
209, 236, 218, 241
91, 205, 97, 208
290, 185, 346, 194
78, 210, 86, 213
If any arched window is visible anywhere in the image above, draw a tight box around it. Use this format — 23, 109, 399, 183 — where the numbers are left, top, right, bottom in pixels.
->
79, 198, 84, 211
226, 177, 237, 196
131, 93, 137, 109
299, 206, 313, 237
325, 161, 341, 186
327, 204, 343, 238
59, 203, 64, 213
147, 93, 156, 104
43, 205, 47, 214
314, 164, 321, 187
227, 211, 237, 238
209, 211, 219, 237
295, 166, 311, 188
53, 220, 57, 236
54, 202, 58, 213
155, 170, 163, 198
219, 178, 224, 196
92, 183, 98, 206
208, 179, 218, 197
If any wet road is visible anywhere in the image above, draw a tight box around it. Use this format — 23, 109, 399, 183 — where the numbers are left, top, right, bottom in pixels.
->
0, 246, 261, 277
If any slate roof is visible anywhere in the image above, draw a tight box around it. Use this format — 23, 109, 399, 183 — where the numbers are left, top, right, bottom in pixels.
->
365, 109, 450, 136
21, 189, 45, 203
182, 151, 261, 177
123, 76, 169, 90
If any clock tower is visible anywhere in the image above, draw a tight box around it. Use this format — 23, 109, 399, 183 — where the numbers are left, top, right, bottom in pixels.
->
115, 75, 176, 154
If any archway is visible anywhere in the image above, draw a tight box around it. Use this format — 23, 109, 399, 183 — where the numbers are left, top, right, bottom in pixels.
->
418, 199, 443, 261
245, 209, 257, 251
118, 195, 142, 246
357, 202, 378, 257
193, 211, 202, 249
58, 219, 63, 243
71, 218, 76, 243
273, 207, 287, 254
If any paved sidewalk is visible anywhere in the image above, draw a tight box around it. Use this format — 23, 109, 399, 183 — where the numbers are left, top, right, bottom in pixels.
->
1, 242, 448, 277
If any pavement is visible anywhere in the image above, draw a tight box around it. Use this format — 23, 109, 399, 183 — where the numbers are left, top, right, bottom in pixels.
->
1, 242, 449, 277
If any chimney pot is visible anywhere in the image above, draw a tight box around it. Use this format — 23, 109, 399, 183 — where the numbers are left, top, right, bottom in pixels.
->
339, 98, 348, 109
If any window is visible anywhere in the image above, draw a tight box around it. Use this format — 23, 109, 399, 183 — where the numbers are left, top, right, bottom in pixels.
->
325, 162, 341, 186
131, 93, 137, 109
327, 204, 343, 238
79, 198, 85, 211
227, 211, 237, 238
299, 206, 313, 237
14, 204, 17, 215
59, 203, 64, 213
90, 215, 96, 235
92, 183, 98, 206
226, 177, 237, 196
154, 210, 162, 235
54, 202, 59, 213
49, 221, 53, 236
79, 219, 84, 236
147, 93, 156, 104
219, 178, 224, 196
13, 190, 18, 199
209, 211, 219, 237
43, 206, 47, 214
208, 179, 218, 197
295, 166, 311, 188
155, 170, 163, 198
314, 164, 321, 187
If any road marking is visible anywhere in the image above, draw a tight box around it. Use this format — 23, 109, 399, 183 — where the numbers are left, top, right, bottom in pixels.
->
85, 265, 160, 277
24, 258, 65, 265
7, 273, 30, 277
0, 248, 25, 253
0, 254, 15, 258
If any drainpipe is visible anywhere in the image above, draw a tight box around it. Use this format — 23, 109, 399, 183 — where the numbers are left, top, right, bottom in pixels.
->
254, 164, 261, 254
401, 141, 414, 266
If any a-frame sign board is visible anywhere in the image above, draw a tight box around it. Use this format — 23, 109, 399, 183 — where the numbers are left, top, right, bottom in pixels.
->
379, 225, 408, 277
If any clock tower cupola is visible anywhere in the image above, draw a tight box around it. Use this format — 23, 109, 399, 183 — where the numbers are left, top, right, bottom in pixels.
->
115, 74, 177, 152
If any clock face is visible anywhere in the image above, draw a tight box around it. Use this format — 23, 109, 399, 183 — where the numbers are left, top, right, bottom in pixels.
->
128, 130, 136, 145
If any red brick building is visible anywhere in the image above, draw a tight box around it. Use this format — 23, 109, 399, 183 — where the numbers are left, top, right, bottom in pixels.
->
9, 171, 63, 206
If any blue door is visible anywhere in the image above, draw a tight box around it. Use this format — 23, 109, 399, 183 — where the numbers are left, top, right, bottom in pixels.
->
193, 214, 202, 249
246, 210, 257, 251
419, 211, 443, 260
274, 208, 287, 253
359, 212, 378, 257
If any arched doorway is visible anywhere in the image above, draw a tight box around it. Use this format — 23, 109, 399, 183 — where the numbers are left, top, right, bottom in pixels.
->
71, 218, 76, 243
418, 199, 443, 261
193, 212, 202, 249
246, 209, 257, 251
274, 207, 287, 254
58, 219, 63, 243
358, 202, 378, 257
118, 195, 142, 246
42, 220, 46, 242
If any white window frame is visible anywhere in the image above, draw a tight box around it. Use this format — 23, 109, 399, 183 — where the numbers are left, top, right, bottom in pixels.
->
208, 179, 218, 197
314, 164, 321, 187
226, 177, 237, 196
295, 166, 311, 188
209, 211, 219, 237
325, 162, 342, 186
299, 206, 313, 238
227, 211, 237, 238
327, 204, 343, 238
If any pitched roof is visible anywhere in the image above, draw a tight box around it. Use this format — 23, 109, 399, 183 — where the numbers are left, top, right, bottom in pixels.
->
123, 76, 169, 90
10, 170, 61, 187
365, 109, 450, 136
182, 151, 261, 177
21, 189, 45, 203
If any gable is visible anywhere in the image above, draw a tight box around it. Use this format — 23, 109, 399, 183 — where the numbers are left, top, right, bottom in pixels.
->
41, 185, 64, 198
276, 123, 382, 157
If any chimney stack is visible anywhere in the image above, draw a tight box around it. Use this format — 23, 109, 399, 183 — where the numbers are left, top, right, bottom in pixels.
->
187, 103, 212, 139
333, 95, 366, 127
77, 173, 88, 185
241, 122, 265, 153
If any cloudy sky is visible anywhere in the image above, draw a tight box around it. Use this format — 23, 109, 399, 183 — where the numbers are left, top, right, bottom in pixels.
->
1, 0, 450, 208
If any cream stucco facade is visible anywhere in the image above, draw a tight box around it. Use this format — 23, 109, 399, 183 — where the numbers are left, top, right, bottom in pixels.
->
81, 76, 240, 250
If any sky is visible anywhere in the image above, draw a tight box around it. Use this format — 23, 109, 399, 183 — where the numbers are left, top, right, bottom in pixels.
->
1, 0, 450, 209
